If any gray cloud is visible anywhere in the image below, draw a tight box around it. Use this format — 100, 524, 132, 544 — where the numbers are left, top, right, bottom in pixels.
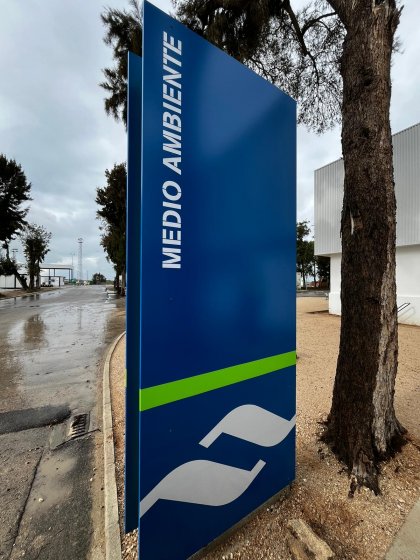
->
0, 0, 127, 278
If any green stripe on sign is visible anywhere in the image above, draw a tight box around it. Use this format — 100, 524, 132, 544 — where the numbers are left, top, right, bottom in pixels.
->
139, 351, 296, 411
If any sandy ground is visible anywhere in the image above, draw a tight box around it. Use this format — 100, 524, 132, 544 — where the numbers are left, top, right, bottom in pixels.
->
110, 297, 420, 559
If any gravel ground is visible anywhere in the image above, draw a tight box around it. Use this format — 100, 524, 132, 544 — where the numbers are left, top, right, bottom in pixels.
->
110, 297, 420, 559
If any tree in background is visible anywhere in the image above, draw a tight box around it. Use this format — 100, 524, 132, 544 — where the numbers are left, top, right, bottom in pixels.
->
296, 221, 313, 289
98, 2, 141, 294
21, 224, 52, 290
96, 163, 127, 294
297, 220, 330, 289
92, 272, 106, 285
316, 256, 330, 289
100, 0, 142, 126
176, 0, 404, 491
0, 154, 31, 290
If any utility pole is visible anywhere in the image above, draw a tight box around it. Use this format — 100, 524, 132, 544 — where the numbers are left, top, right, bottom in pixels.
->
70, 253, 75, 281
77, 238, 83, 283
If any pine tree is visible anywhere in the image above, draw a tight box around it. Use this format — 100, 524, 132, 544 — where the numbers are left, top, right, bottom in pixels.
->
176, 0, 404, 491
100, 0, 142, 126
21, 224, 52, 290
0, 154, 32, 290
96, 163, 127, 293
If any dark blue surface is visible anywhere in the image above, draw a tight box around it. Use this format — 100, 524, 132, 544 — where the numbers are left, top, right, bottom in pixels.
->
126, 52, 142, 533
137, 2, 296, 558
141, 5, 296, 387
139, 368, 295, 560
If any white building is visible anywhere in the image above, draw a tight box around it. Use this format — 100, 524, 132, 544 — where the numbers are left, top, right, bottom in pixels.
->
0, 263, 74, 290
0, 264, 27, 289
314, 122, 420, 326
40, 264, 74, 286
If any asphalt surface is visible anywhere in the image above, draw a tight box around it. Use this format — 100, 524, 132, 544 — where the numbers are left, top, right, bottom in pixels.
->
0, 286, 125, 560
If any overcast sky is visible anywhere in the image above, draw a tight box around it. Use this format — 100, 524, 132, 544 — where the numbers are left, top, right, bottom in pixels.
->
1, 0, 419, 279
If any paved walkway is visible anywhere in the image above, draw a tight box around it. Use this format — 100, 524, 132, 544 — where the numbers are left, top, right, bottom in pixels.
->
386, 499, 420, 559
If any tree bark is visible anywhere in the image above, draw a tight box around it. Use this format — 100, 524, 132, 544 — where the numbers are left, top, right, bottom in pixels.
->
114, 272, 120, 293
300, 263, 307, 289
323, 1, 405, 492
121, 266, 126, 297
15, 270, 28, 291
29, 264, 35, 290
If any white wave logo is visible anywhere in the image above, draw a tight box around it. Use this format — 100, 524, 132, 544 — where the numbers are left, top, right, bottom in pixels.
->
141, 459, 266, 516
140, 404, 295, 518
200, 404, 296, 448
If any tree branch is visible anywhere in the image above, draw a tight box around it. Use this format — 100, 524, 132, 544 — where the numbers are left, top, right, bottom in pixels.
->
282, 0, 309, 56
302, 12, 337, 35
282, 1, 320, 85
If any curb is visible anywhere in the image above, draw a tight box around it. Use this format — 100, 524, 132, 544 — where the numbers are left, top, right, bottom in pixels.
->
385, 499, 420, 560
103, 331, 126, 560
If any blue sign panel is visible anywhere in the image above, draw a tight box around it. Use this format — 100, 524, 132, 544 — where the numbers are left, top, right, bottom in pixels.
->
126, 51, 142, 533
132, 2, 296, 558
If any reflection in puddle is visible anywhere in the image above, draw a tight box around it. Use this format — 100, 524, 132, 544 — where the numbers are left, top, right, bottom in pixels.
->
23, 314, 47, 348
77, 306, 83, 330
0, 287, 125, 413
0, 333, 25, 412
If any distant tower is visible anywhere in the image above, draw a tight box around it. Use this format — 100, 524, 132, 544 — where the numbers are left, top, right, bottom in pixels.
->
77, 238, 83, 282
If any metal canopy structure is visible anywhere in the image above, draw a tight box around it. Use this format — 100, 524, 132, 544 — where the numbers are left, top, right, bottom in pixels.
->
41, 264, 74, 281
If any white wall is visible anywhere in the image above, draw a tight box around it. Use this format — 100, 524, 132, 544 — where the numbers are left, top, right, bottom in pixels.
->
327, 246, 420, 326
395, 245, 420, 325
0, 274, 23, 289
315, 123, 420, 257
328, 254, 341, 316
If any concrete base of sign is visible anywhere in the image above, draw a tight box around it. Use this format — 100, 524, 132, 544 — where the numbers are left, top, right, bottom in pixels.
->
103, 331, 125, 560
188, 485, 292, 560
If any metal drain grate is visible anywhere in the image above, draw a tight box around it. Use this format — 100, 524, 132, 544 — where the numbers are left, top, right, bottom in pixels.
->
67, 413, 90, 440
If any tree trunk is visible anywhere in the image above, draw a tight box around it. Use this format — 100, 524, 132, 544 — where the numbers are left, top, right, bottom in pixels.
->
15, 270, 28, 291
121, 266, 126, 297
301, 264, 307, 289
29, 265, 35, 290
323, 1, 404, 492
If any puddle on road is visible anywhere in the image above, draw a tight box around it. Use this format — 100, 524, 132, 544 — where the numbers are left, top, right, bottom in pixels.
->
0, 287, 125, 414
30, 451, 77, 509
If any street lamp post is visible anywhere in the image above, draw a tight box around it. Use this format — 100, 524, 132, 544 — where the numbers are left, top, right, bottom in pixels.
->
70, 253, 76, 281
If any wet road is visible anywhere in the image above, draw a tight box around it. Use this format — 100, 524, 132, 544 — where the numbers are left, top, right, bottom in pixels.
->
0, 285, 124, 413
0, 286, 125, 560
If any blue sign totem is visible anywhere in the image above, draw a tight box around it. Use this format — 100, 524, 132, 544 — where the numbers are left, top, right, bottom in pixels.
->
126, 2, 296, 559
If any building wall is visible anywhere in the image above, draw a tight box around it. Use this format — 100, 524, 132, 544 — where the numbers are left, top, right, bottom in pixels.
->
314, 160, 343, 256
328, 246, 420, 325
315, 123, 420, 326
0, 275, 22, 289
40, 275, 65, 287
315, 123, 420, 256
395, 245, 420, 325
328, 254, 341, 316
